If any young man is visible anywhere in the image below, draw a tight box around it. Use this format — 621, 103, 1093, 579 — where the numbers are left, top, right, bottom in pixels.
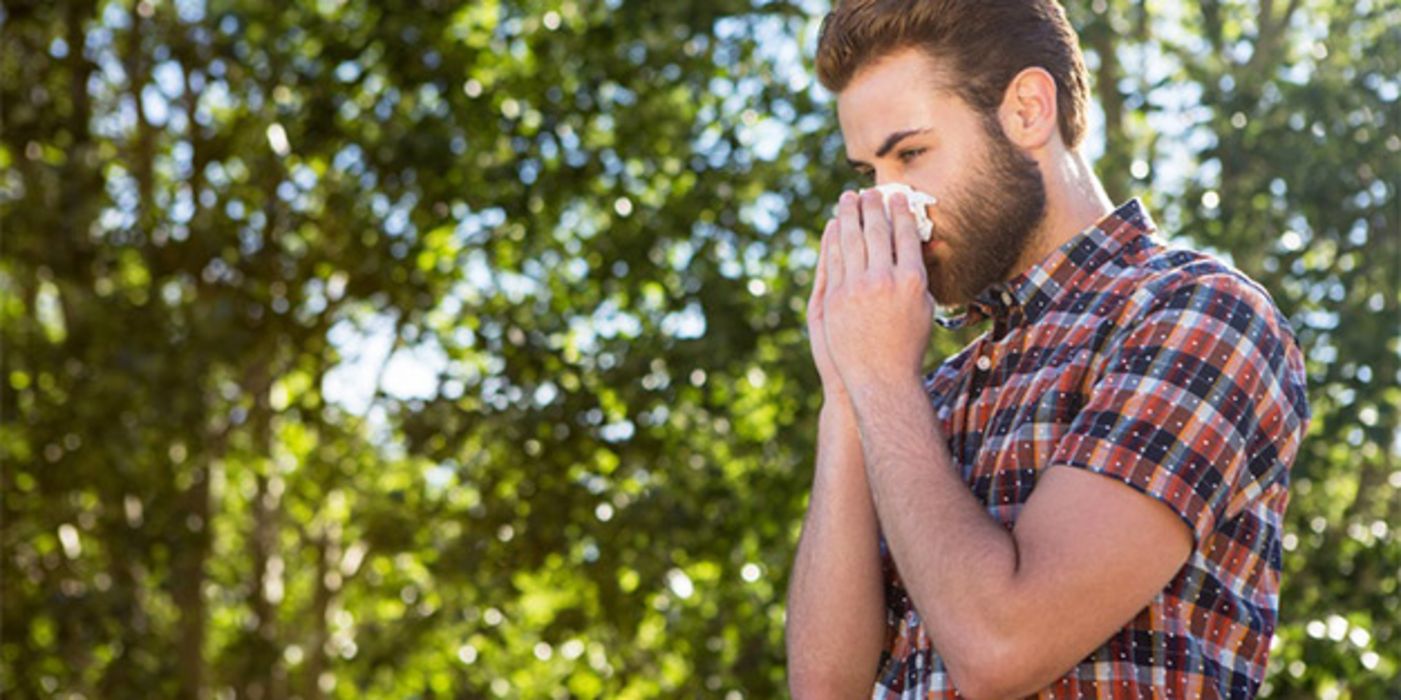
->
784, 2, 1311, 698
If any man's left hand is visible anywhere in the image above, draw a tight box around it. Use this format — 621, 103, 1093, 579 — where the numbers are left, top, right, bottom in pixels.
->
821, 189, 934, 398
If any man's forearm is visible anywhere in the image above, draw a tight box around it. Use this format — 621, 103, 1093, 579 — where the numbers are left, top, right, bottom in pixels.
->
849, 378, 1021, 696
786, 400, 886, 696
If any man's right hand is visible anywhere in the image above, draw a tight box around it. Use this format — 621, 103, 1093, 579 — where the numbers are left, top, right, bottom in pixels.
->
807, 218, 850, 412
788, 243, 888, 694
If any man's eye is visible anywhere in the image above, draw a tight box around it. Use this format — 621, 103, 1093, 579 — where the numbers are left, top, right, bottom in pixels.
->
898, 148, 926, 163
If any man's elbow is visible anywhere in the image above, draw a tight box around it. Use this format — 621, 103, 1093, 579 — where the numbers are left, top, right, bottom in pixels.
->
949, 662, 1021, 700
953, 640, 1065, 700
950, 673, 1015, 700
787, 648, 881, 700
785, 618, 885, 698
787, 669, 875, 700
943, 629, 1026, 700
940, 659, 995, 700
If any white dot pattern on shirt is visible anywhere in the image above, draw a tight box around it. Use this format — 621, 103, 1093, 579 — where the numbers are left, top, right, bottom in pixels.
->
886, 205, 1301, 699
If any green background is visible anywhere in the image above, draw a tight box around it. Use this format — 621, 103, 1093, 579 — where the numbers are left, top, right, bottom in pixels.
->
2, 0, 1397, 697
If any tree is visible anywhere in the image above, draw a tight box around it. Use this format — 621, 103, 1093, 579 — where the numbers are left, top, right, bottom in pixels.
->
2, 0, 1395, 697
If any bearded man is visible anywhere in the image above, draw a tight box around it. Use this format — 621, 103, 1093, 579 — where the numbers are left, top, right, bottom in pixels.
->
784, 2, 1311, 698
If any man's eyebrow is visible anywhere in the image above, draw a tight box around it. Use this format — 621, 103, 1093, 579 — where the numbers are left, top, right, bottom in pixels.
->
845, 127, 933, 169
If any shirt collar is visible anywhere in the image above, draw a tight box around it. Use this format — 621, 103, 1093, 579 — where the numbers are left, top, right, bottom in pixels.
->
934, 198, 1157, 330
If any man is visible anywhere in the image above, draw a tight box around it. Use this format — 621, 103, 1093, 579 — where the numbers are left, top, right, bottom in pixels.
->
784, 2, 1311, 699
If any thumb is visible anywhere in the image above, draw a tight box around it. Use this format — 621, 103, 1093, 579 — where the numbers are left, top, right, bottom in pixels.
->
810, 220, 836, 309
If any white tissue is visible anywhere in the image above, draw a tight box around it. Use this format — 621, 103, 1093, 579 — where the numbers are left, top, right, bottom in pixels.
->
832, 183, 939, 242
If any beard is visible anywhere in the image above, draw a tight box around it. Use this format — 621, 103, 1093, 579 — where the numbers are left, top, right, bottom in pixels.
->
924, 117, 1047, 307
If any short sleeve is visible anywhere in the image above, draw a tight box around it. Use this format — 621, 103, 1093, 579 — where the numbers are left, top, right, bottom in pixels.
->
1051, 273, 1310, 546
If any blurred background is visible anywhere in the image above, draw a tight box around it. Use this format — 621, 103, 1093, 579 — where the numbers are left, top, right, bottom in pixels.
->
1, 0, 1397, 697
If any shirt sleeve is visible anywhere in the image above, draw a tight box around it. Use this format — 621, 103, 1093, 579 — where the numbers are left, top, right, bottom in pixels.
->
1050, 272, 1310, 546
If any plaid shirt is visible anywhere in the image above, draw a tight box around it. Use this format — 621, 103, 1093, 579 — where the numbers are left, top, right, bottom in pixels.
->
874, 199, 1311, 699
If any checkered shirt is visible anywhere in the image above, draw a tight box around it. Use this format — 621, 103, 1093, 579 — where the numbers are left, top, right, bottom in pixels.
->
873, 198, 1311, 699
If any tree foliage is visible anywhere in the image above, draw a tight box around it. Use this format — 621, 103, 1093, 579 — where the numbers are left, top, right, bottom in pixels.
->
2, 0, 1396, 697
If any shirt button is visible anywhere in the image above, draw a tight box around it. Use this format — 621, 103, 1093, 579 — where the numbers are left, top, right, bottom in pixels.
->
976, 355, 992, 371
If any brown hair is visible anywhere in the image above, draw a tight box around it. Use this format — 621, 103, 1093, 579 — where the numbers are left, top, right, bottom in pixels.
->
815, 0, 1091, 149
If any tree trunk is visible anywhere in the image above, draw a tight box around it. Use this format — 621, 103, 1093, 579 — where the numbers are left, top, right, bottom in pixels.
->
244, 366, 286, 700
1091, 5, 1129, 204
305, 531, 333, 700
175, 457, 213, 698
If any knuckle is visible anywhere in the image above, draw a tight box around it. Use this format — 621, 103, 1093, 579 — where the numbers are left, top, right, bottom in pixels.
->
857, 274, 891, 295
895, 270, 923, 291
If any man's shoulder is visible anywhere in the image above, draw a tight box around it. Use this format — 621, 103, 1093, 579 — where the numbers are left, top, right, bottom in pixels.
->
1110, 237, 1288, 327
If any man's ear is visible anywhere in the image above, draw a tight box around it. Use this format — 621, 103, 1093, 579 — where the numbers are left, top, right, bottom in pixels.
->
998, 67, 1059, 150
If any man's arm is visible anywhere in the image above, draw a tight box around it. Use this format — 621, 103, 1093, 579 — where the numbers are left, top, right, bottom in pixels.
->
848, 379, 1192, 700
785, 399, 887, 698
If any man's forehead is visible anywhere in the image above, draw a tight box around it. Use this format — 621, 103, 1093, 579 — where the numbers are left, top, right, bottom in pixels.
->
839, 96, 931, 133
838, 92, 958, 164
837, 81, 960, 159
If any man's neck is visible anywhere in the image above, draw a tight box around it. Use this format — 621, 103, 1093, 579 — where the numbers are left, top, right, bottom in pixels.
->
1013, 149, 1116, 279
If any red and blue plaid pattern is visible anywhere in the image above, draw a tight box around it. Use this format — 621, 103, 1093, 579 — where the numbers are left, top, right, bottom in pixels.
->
874, 199, 1311, 699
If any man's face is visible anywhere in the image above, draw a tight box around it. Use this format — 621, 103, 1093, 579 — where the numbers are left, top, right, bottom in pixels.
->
837, 47, 1047, 307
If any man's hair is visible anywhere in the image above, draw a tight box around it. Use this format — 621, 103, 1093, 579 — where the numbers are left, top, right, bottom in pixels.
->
814, 0, 1091, 149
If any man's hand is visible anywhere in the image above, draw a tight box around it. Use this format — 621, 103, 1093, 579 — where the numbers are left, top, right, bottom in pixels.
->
821, 189, 933, 397
805, 216, 850, 408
